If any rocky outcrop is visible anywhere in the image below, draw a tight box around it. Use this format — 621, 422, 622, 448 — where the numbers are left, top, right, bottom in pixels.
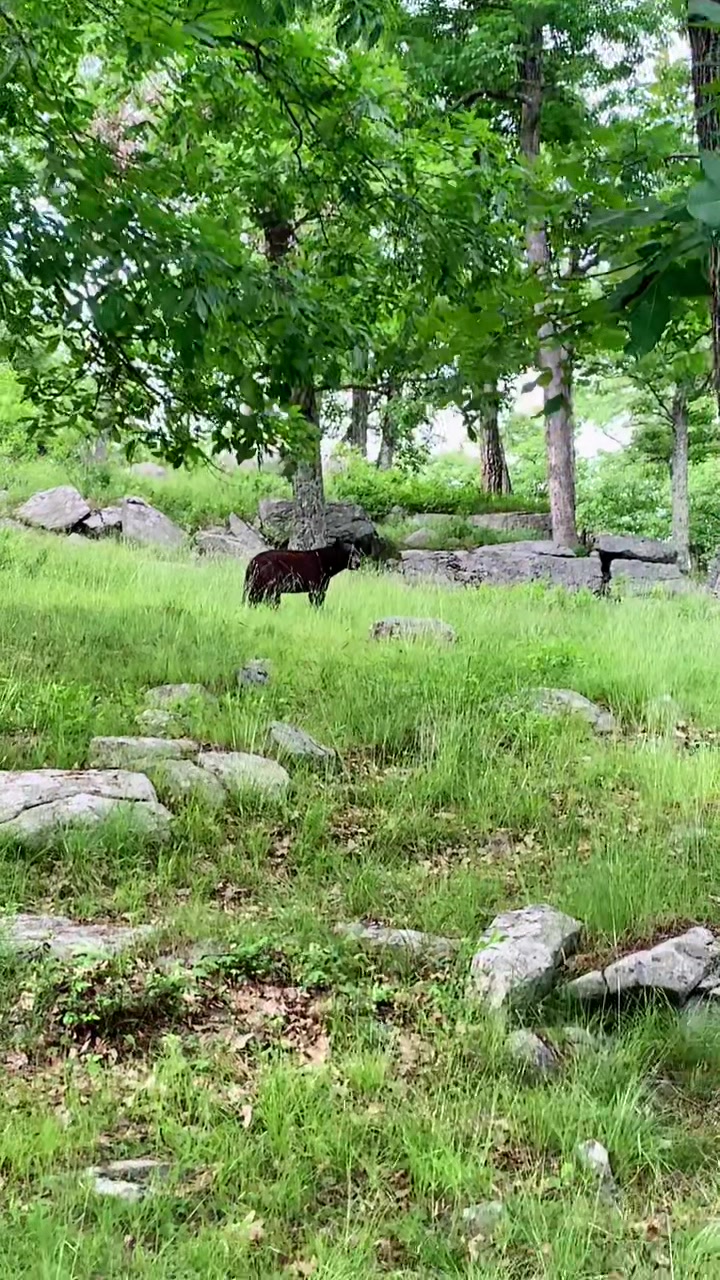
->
592, 534, 677, 564
565, 927, 720, 1004
81, 506, 123, 537
88, 737, 198, 768
400, 546, 603, 592
0, 913, 154, 958
17, 486, 90, 532
405, 511, 551, 534
257, 498, 379, 554
121, 497, 185, 549
195, 516, 269, 560
467, 904, 582, 1009
0, 769, 171, 843
197, 750, 290, 798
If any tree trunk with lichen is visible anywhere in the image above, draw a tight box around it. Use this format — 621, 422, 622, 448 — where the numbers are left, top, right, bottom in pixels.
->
477, 394, 512, 494
520, 30, 577, 546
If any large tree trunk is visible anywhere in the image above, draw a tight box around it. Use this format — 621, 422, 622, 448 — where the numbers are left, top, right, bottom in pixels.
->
689, 13, 720, 404
477, 394, 512, 494
519, 32, 578, 546
347, 385, 369, 455
671, 385, 691, 573
289, 387, 327, 549
377, 385, 397, 470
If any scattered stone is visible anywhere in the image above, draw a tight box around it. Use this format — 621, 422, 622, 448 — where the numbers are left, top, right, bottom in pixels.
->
229, 513, 270, 554
532, 688, 616, 734
128, 461, 167, 479
86, 1157, 171, 1202
198, 750, 290, 798
88, 736, 198, 768
467, 511, 552, 534
562, 1025, 607, 1054
237, 659, 271, 688
592, 534, 677, 565
576, 1139, 617, 1196
121, 496, 185, 549
506, 1028, 559, 1075
468, 904, 582, 1010
269, 721, 337, 766
195, 519, 269, 559
17, 485, 90, 533
334, 922, 458, 961
370, 617, 457, 644
258, 498, 379, 554
0, 769, 171, 844
0, 913, 153, 959
81, 506, 123, 537
565, 927, 720, 1005
461, 1200, 505, 1239
136, 709, 178, 735
150, 759, 227, 809
144, 683, 209, 709
403, 527, 435, 550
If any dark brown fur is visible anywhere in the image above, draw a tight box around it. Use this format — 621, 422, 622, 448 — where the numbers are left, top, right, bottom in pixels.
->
243, 541, 360, 608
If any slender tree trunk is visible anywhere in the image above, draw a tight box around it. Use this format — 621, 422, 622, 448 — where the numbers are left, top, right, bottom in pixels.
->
477, 394, 512, 494
347, 385, 369, 455
377, 385, 398, 470
671, 385, 691, 573
519, 32, 577, 546
689, 13, 720, 404
289, 386, 327, 549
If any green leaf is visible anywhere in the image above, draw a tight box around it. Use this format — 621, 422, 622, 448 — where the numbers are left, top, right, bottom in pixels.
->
689, 0, 720, 23
701, 151, 720, 186
543, 393, 566, 416
687, 178, 720, 227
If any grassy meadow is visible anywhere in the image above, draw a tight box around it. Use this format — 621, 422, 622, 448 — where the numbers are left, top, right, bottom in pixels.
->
2, 523, 720, 1275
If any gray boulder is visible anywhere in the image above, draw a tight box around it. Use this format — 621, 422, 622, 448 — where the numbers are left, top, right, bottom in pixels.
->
196, 517, 269, 560
269, 721, 337, 766
532, 688, 616, 734
198, 750, 290, 798
150, 759, 226, 809
136, 709, 178, 735
468, 904, 582, 1009
576, 1140, 617, 1197
128, 462, 167, 479
468, 511, 552, 534
506, 1028, 559, 1076
403, 527, 436, 550
0, 913, 153, 959
88, 736, 198, 768
237, 659, 271, 687
461, 1201, 505, 1240
0, 769, 171, 844
17, 485, 90, 532
607, 558, 692, 595
334, 922, 458, 961
257, 498, 378, 551
80, 506, 123, 537
370, 616, 457, 644
144, 684, 210, 708
565, 927, 720, 1004
592, 534, 677, 564
121, 497, 185, 549
399, 547, 603, 592
86, 1157, 171, 1202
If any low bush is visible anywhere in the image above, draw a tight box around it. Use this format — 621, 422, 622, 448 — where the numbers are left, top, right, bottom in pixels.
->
329, 455, 548, 521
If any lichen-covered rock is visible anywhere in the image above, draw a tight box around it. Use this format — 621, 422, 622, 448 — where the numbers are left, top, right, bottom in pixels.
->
144, 684, 210, 708
237, 659, 272, 687
532, 688, 616, 734
334, 922, 458, 961
0, 913, 154, 958
468, 904, 582, 1009
370, 617, 457, 644
592, 534, 677, 564
17, 486, 90, 532
565, 927, 720, 1004
0, 769, 171, 844
150, 759, 227, 809
506, 1028, 559, 1076
269, 721, 336, 765
80, 506, 123, 537
88, 736, 198, 768
197, 750, 290, 798
121, 497, 185, 549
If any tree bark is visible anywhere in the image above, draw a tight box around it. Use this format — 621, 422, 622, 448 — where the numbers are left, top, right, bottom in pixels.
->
347, 385, 369, 455
477, 394, 512, 494
289, 386, 327, 549
689, 13, 720, 405
519, 30, 578, 546
377, 385, 398, 470
671, 385, 691, 573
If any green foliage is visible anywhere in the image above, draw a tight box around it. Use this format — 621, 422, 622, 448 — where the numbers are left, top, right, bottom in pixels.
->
330, 454, 547, 520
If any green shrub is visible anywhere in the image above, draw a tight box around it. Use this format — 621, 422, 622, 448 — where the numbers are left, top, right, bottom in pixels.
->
328, 455, 547, 521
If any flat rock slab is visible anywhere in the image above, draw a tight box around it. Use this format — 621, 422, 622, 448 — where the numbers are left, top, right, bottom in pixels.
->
593, 534, 677, 564
17, 485, 90, 532
269, 721, 337, 765
87, 1157, 171, 1201
0, 913, 153, 958
532, 688, 616, 734
144, 684, 210, 708
150, 759, 226, 809
506, 1028, 559, 1076
81, 506, 123, 537
399, 548, 603, 592
0, 769, 171, 843
136, 709, 178, 734
565, 927, 720, 1004
198, 750, 290, 797
88, 737, 198, 768
468, 904, 582, 1010
122, 497, 185, 549
371, 617, 457, 644
335, 922, 458, 961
